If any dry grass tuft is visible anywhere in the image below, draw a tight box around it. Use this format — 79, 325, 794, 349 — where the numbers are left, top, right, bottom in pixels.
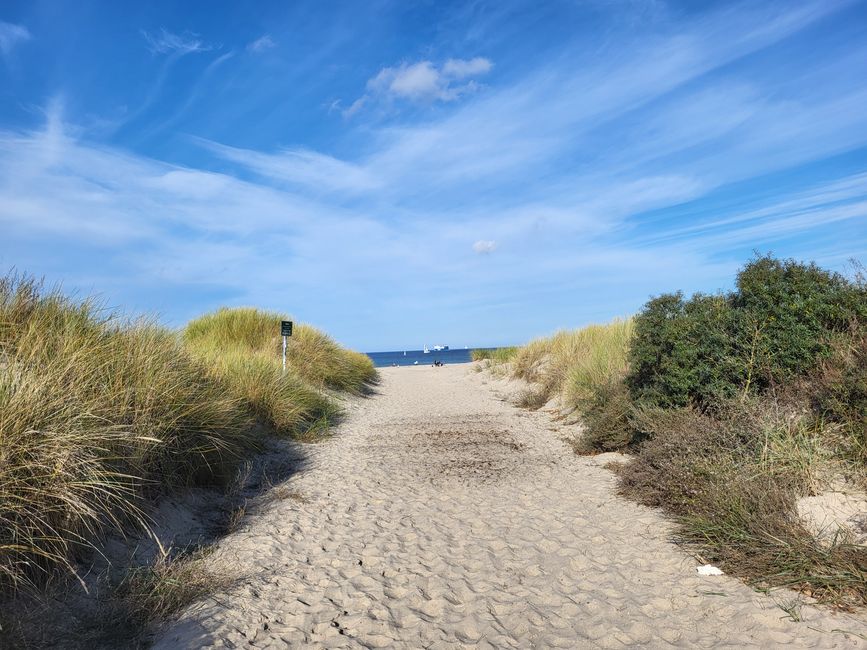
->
116, 546, 236, 627
515, 387, 549, 410
616, 401, 867, 608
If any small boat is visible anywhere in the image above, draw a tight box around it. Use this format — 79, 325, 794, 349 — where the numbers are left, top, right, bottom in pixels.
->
423, 346, 430, 354
403, 351, 406, 356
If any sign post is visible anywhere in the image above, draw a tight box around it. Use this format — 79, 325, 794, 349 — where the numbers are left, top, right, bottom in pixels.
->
281, 320, 293, 373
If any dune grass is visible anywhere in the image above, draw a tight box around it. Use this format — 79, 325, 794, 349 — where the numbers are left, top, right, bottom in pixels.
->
183, 307, 376, 437
0, 276, 253, 592
470, 346, 519, 363
0, 275, 375, 599
510, 319, 634, 410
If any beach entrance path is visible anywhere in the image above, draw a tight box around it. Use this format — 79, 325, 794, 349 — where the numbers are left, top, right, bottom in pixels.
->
154, 365, 867, 648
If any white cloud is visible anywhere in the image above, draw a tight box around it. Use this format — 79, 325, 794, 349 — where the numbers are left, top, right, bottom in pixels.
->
248, 34, 276, 53
345, 57, 493, 116
370, 62, 442, 100
443, 57, 492, 78
198, 139, 382, 193
0, 21, 31, 57
473, 240, 497, 254
142, 28, 213, 55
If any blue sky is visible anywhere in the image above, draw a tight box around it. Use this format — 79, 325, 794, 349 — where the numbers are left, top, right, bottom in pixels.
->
1, 0, 866, 351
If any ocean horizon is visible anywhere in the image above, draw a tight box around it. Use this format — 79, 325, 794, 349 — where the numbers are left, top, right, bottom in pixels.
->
366, 348, 494, 367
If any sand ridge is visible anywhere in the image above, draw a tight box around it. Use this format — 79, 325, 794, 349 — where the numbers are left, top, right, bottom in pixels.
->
153, 364, 867, 648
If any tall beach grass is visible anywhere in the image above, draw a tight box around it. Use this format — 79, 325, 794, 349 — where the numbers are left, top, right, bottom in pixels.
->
470, 346, 519, 375
183, 307, 376, 438
510, 318, 634, 411
0, 275, 375, 597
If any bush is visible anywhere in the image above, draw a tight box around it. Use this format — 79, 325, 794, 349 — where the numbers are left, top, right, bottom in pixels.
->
735, 256, 867, 386
627, 255, 867, 410
627, 293, 743, 408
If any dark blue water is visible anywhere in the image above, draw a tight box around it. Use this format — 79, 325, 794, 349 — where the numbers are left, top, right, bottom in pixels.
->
366, 348, 491, 367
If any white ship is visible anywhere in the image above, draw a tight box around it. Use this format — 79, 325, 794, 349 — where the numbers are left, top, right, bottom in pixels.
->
432, 345, 449, 351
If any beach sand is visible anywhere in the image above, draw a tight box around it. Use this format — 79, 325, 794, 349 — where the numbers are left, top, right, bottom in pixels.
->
153, 364, 867, 648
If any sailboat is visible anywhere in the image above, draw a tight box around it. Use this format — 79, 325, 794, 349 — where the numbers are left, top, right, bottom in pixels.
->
423, 345, 430, 354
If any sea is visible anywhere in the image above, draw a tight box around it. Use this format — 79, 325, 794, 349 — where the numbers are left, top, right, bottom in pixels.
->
366, 348, 494, 368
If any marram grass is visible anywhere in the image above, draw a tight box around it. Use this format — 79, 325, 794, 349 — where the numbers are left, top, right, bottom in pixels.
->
0, 275, 375, 594
183, 307, 376, 436
510, 318, 634, 410
471, 346, 519, 364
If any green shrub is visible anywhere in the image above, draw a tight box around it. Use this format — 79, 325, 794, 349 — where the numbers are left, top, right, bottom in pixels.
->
627, 292, 744, 408
735, 256, 867, 386
627, 255, 867, 410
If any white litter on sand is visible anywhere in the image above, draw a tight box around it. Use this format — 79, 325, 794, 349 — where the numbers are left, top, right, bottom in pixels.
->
697, 564, 725, 576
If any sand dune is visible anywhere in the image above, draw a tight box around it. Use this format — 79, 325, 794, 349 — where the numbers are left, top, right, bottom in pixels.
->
153, 365, 867, 648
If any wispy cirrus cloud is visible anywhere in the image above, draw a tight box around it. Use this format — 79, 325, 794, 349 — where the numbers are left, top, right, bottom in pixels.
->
344, 57, 493, 117
142, 28, 213, 55
197, 138, 382, 193
0, 21, 31, 57
247, 34, 276, 53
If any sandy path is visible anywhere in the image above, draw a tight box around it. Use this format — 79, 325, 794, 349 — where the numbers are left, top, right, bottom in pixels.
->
154, 365, 867, 648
